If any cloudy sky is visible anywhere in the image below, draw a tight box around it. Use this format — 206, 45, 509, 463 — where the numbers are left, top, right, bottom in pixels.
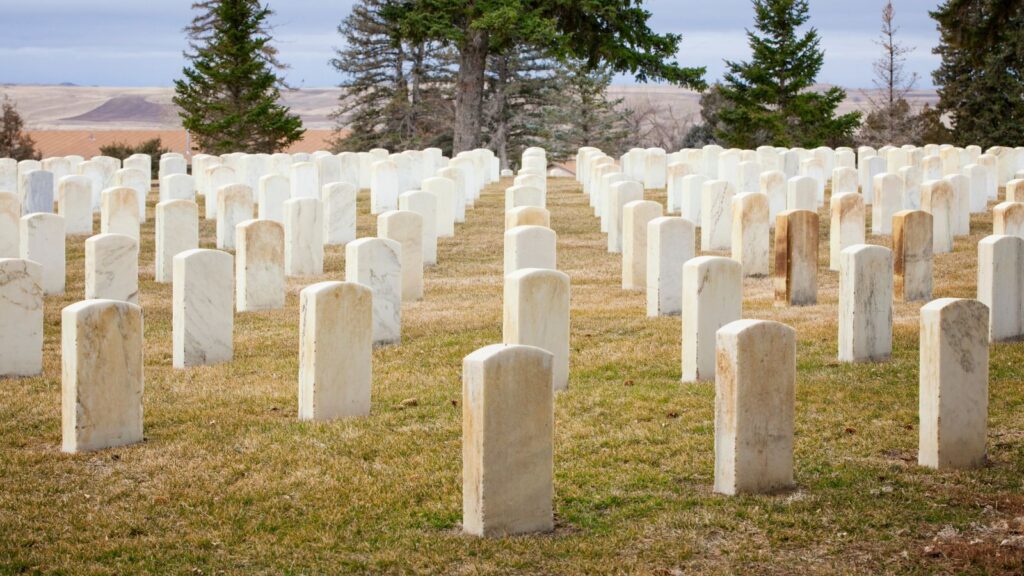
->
0, 0, 943, 89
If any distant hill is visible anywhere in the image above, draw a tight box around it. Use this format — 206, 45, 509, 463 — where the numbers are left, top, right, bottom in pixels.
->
2, 84, 940, 132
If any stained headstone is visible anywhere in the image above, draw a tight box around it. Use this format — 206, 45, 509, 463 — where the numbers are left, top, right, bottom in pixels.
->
173, 249, 234, 368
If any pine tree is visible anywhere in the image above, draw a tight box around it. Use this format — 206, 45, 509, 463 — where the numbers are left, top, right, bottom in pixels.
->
857, 1, 920, 146
329, 0, 453, 153
0, 95, 40, 161
716, 0, 861, 148
931, 0, 1024, 148
545, 61, 632, 163
481, 46, 561, 169
173, 0, 304, 154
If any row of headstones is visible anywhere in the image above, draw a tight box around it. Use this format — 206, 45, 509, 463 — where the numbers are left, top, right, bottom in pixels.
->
581, 143, 1024, 196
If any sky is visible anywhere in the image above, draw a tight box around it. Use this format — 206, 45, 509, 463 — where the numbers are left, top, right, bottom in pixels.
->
0, 0, 943, 89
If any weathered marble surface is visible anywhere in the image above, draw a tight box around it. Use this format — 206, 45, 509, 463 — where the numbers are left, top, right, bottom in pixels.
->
701, 180, 734, 251
173, 249, 234, 368
290, 161, 319, 200
115, 167, 149, 221
773, 209, 818, 306
323, 182, 357, 246
21, 170, 54, 215
20, 213, 65, 295
159, 155, 187, 182
0, 192, 20, 257
155, 200, 198, 284
399, 190, 438, 265
422, 176, 456, 238
832, 166, 858, 195
462, 344, 554, 537
872, 173, 903, 235
919, 298, 989, 470
504, 225, 556, 276
61, 299, 144, 453
682, 256, 742, 382
236, 219, 285, 312
160, 173, 194, 203
607, 180, 643, 253
100, 186, 140, 241
77, 159, 107, 210
504, 206, 549, 230
378, 210, 424, 302
714, 319, 796, 495
205, 165, 237, 219
0, 258, 43, 377
647, 216, 695, 317
860, 155, 886, 205
731, 192, 769, 277
993, 201, 1024, 238
504, 268, 570, 391
945, 173, 971, 236
346, 237, 402, 345
505, 185, 545, 211
283, 198, 324, 277
922, 179, 955, 254
893, 210, 933, 302
216, 184, 254, 250
622, 200, 663, 290
370, 159, 399, 214
760, 170, 786, 227
85, 233, 139, 304
298, 281, 372, 420
839, 244, 893, 362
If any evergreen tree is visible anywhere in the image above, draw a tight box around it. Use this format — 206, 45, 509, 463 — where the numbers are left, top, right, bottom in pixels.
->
716, 0, 860, 148
391, 0, 705, 153
931, 0, 1024, 148
684, 84, 728, 147
545, 61, 632, 163
481, 46, 561, 169
329, 0, 453, 153
173, 0, 304, 154
858, 1, 920, 146
0, 95, 40, 161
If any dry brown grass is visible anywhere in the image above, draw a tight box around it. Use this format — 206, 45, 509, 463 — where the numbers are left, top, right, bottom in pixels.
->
2, 177, 1024, 575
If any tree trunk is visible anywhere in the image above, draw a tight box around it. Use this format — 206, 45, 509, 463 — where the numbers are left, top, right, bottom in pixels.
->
453, 28, 489, 153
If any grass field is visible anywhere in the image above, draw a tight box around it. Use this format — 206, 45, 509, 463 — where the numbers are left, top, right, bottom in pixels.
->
3, 176, 1024, 575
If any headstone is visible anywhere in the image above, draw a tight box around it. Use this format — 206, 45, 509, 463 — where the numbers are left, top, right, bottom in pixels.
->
977, 234, 1024, 341
993, 201, 1024, 238
160, 173, 194, 203
0, 258, 43, 377
205, 165, 236, 219
701, 179, 734, 251
505, 185, 544, 211
215, 184, 254, 250
378, 210, 424, 302
115, 167, 149, 222
58, 175, 93, 235
21, 170, 54, 214
236, 219, 285, 312
713, 319, 795, 495
154, 199, 198, 283
422, 176, 456, 237
681, 174, 707, 223
84, 233, 138, 303
283, 198, 324, 277
1007, 179, 1024, 203
872, 172, 903, 235
622, 200, 663, 290
0, 158, 16, 194
257, 174, 290, 223
437, 166, 467, 223
760, 170, 786, 226
839, 244, 893, 362
322, 182, 357, 247
290, 161, 319, 200
173, 249, 233, 368
682, 256, 742, 382
965, 164, 988, 213
647, 217, 695, 317
829, 192, 865, 271
504, 206, 549, 230
345, 238, 402, 345
832, 167, 858, 196
0, 192, 20, 257
786, 175, 816, 212
298, 281, 373, 420
399, 190, 438, 265
78, 159, 106, 210
945, 173, 971, 236
899, 165, 922, 209
731, 192, 769, 277
666, 162, 692, 213
608, 180, 643, 253
100, 187, 140, 241
774, 209, 818, 306
918, 298, 989, 470
20, 213, 65, 295
893, 210, 933, 302
504, 268, 570, 391
799, 157, 825, 203
61, 299, 144, 453
504, 225, 556, 276
462, 344, 554, 537
159, 155, 187, 182
737, 160, 761, 193
921, 179, 955, 254
860, 155, 886, 205
371, 159, 399, 214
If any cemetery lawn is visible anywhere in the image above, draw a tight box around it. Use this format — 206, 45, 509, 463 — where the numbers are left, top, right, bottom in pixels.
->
4, 177, 1024, 575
